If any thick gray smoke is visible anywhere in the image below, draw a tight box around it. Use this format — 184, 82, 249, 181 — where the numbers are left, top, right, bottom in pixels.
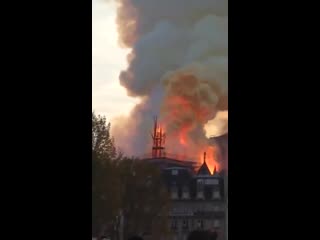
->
112, 0, 228, 166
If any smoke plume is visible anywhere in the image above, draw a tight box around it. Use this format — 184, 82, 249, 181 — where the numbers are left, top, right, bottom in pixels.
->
112, 0, 228, 169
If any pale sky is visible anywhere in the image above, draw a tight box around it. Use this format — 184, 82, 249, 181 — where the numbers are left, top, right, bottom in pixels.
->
92, 0, 138, 119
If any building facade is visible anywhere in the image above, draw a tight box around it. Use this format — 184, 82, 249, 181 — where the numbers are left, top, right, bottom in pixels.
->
145, 157, 226, 240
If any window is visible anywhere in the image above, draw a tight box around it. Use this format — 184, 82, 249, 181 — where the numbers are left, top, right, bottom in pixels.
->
213, 191, 221, 199
171, 219, 177, 230
197, 179, 204, 184
197, 220, 204, 229
171, 191, 178, 199
182, 186, 189, 199
172, 169, 178, 175
182, 191, 189, 199
171, 186, 178, 199
144, 206, 150, 213
213, 220, 220, 228
213, 206, 221, 212
197, 191, 204, 199
205, 179, 219, 185
190, 219, 194, 228
182, 219, 189, 230
197, 180, 204, 200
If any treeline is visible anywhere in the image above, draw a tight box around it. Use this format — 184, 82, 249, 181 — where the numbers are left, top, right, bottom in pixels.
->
92, 112, 170, 239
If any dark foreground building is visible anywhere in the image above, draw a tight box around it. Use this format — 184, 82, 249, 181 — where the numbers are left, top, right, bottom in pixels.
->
144, 155, 226, 240
143, 120, 227, 240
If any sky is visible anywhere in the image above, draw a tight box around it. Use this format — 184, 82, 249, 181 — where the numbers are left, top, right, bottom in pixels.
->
92, 0, 138, 119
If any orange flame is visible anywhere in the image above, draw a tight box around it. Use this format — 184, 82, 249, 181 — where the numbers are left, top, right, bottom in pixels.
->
198, 146, 219, 174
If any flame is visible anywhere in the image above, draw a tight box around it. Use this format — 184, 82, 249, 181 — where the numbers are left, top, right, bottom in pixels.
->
155, 124, 165, 137
162, 119, 220, 174
199, 146, 219, 174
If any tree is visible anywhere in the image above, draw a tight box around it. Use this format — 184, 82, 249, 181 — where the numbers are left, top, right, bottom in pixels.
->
92, 112, 120, 237
117, 158, 170, 240
92, 112, 116, 160
92, 112, 170, 239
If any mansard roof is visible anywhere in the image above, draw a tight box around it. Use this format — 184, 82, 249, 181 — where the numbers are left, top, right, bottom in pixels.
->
197, 161, 211, 175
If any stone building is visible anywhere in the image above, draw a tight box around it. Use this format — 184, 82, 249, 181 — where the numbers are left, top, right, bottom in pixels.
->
144, 120, 227, 240
145, 156, 226, 240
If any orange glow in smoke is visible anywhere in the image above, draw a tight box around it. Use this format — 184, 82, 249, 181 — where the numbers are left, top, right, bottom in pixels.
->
179, 134, 186, 145
162, 96, 195, 146
178, 126, 190, 146
161, 94, 221, 174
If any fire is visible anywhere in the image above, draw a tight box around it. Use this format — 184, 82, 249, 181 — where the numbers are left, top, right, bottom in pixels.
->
179, 134, 186, 145
162, 96, 196, 147
199, 146, 219, 174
